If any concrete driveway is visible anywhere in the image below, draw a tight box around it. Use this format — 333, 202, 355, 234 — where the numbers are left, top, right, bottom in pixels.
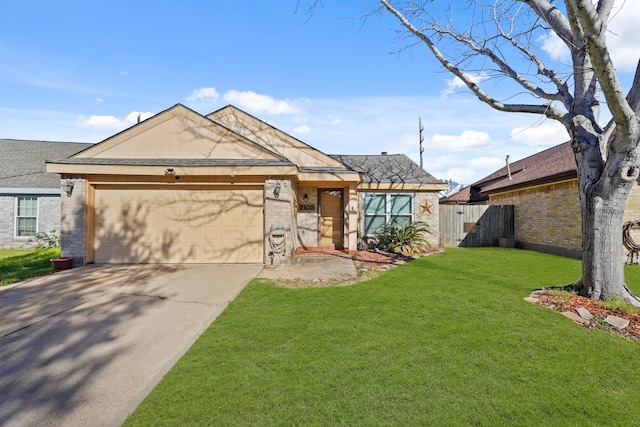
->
0, 263, 262, 427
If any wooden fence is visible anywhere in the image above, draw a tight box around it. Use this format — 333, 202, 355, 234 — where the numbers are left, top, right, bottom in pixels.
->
439, 204, 514, 247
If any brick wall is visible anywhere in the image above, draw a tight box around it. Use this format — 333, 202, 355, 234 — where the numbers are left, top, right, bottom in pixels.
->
0, 196, 15, 247
38, 196, 61, 234
0, 195, 61, 248
295, 185, 318, 248
489, 180, 582, 252
264, 178, 295, 265
623, 184, 640, 223
60, 177, 87, 266
414, 192, 441, 248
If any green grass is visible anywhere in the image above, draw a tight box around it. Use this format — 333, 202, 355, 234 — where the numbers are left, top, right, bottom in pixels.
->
125, 248, 640, 426
0, 247, 60, 285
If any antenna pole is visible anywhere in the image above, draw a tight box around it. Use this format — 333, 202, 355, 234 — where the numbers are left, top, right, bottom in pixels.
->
419, 116, 424, 169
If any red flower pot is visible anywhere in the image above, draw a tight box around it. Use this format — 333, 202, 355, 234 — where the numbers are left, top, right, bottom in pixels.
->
50, 257, 73, 271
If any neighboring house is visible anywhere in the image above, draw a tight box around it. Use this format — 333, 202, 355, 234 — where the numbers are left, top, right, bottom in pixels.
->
439, 184, 487, 205
0, 139, 92, 248
46, 104, 446, 265
447, 141, 640, 258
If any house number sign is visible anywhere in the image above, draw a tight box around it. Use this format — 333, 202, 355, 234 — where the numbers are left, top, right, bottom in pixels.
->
298, 204, 316, 211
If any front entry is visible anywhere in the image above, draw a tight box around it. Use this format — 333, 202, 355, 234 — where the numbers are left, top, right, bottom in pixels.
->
319, 189, 344, 248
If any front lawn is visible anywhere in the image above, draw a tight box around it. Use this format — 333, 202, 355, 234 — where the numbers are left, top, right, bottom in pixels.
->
0, 247, 60, 285
125, 248, 640, 426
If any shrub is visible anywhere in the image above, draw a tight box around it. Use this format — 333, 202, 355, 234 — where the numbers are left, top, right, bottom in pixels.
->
373, 221, 430, 254
30, 230, 61, 249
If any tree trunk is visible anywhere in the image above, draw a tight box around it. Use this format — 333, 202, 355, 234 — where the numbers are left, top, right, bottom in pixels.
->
576, 144, 640, 306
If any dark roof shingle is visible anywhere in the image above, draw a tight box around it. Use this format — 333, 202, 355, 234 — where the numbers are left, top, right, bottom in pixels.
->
474, 142, 576, 194
331, 154, 442, 185
0, 139, 93, 189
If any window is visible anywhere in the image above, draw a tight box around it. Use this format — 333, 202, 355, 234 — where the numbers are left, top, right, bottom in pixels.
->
364, 193, 413, 235
16, 196, 38, 237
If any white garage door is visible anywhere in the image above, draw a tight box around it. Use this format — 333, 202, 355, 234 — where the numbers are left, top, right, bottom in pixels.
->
93, 186, 264, 263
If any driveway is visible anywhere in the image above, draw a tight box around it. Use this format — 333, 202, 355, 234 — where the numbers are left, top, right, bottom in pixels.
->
0, 263, 262, 427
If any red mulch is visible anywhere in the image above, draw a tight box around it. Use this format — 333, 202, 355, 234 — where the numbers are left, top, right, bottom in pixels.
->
536, 293, 640, 342
352, 248, 442, 271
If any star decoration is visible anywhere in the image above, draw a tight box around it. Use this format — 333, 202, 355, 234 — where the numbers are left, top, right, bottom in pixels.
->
420, 200, 434, 214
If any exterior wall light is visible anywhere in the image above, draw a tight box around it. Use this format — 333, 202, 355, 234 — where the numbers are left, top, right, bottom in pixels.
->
164, 168, 176, 176
61, 179, 74, 197
273, 182, 281, 198
303, 193, 309, 202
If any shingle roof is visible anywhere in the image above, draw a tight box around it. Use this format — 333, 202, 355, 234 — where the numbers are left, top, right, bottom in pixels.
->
330, 154, 442, 185
475, 142, 576, 195
0, 139, 93, 189
439, 185, 488, 204
49, 158, 294, 167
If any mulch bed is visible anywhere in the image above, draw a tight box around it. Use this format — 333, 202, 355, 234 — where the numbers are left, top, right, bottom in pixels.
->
535, 293, 640, 342
352, 248, 442, 272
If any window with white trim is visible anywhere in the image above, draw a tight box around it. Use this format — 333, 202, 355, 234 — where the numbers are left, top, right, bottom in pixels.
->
363, 193, 413, 235
15, 196, 38, 237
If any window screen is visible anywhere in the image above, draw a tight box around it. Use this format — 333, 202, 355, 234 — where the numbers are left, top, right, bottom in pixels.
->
16, 196, 38, 237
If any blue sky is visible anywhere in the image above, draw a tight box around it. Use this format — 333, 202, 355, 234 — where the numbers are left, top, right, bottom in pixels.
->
2, 1, 639, 185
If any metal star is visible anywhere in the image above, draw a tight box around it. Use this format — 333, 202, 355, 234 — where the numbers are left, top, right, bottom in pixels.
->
420, 200, 434, 214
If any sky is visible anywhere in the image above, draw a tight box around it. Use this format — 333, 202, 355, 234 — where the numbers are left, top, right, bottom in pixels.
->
1, 0, 640, 185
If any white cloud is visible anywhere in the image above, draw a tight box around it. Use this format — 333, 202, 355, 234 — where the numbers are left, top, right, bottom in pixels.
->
441, 72, 489, 96
222, 90, 300, 115
538, 32, 570, 61
119, 71, 129, 76
537, 3, 640, 71
429, 130, 495, 151
78, 111, 155, 129
510, 122, 568, 147
468, 156, 504, 170
96, 98, 104, 103
607, 2, 640, 71
438, 167, 481, 186
428, 156, 504, 185
294, 125, 311, 134
186, 87, 220, 105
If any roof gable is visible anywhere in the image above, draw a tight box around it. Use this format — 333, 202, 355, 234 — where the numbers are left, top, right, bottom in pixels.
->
0, 139, 92, 189
74, 104, 283, 161
208, 106, 347, 169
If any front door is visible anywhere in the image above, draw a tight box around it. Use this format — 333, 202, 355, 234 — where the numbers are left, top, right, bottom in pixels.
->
319, 189, 344, 247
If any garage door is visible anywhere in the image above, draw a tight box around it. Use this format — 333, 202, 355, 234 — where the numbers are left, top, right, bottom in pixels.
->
93, 186, 264, 263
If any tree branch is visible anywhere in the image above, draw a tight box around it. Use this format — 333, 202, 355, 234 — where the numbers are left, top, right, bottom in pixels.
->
570, 0, 636, 135
520, 0, 575, 50
379, 0, 568, 122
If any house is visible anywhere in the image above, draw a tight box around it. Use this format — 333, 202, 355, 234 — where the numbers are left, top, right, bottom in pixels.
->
46, 104, 446, 265
447, 141, 640, 258
439, 184, 487, 205
0, 139, 93, 248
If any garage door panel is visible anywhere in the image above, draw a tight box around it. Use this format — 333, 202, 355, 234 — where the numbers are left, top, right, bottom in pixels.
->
94, 187, 264, 264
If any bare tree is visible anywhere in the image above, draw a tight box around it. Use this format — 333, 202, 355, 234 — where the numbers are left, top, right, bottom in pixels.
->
374, 0, 640, 304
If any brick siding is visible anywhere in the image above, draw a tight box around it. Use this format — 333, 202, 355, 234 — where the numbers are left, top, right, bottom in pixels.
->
264, 178, 295, 265
0, 195, 61, 248
60, 177, 87, 266
489, 180, 582, 252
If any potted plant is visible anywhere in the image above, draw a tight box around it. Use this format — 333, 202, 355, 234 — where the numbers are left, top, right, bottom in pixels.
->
50, 257, 73, 271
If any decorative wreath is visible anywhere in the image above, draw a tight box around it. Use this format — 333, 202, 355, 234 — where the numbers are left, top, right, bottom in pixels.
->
623, 220, 640, 253
623, 220, 640, 264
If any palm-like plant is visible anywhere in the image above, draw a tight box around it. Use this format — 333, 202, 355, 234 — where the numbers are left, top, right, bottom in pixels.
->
374, 221, 430, 254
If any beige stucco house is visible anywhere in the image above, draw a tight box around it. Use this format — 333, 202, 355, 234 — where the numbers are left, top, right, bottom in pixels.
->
46, 104, 446, 266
